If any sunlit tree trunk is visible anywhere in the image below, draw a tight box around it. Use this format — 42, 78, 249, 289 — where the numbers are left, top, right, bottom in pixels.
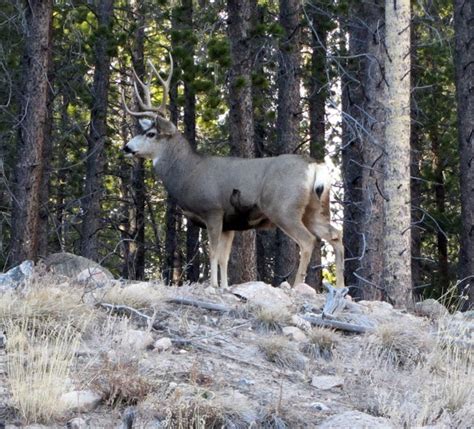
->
11, 0, 53, 264
382, 0, 412, 307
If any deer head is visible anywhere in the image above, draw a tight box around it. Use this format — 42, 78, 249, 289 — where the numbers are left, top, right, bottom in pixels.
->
121, 53, 177, 159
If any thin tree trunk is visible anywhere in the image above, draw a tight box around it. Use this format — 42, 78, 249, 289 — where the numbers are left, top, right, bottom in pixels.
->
382, 0, 412, 307
306, 5, 327, 290
342, 0, 385, 300
11, 0, 53, 265
273, 0, 301, 285
80, 0, 114, 261
454, 0, 474, 309
227, 0, 258, 285
181, 0, 201, 284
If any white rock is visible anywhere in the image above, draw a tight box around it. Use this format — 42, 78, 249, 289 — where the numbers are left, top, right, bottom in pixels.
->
154, 337, 172, 351
291, 314, 312, 332
317, 411, 392, 428
359, 300, 393, 312
310, 402, 329, 411
232, 281, 292, 311
122, 329, 154, 351
77, 267, 111, 284
282, 326, 308, 342
311, 375, 344, 390
415, 299, 449, 319
60, 390, 101, 413
279, 281, 291, 290
67, 417, 88, 429
294, 283, 317, 297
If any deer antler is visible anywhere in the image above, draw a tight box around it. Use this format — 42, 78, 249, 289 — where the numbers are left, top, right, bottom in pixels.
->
121, 52, 174, 119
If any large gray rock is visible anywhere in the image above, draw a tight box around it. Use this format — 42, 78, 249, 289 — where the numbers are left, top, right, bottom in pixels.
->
60, 390, 101, 413
44, 252, 113, 282
232, 282, 292, 311
415, 299, 448, 319
0, 260, 34, 292
318, 411, 392, 428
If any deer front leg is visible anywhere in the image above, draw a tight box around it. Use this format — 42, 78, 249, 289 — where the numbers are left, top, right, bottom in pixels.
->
205, 213, 223, 288
218, 230, 235, 288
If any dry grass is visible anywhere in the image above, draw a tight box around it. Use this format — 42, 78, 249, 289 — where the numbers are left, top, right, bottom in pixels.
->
0, 272, 96, 335
367, 323, 434, 367
89, 354, 154, 407
102, 282, 165, 308
259, 336, 305, 370
251, 306, 290, 333
346, 317, 473, 428
5, 317, 80, 423
301, 327, 339, 360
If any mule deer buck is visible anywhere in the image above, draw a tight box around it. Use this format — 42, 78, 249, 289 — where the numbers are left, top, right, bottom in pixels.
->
121, 55, 345, 292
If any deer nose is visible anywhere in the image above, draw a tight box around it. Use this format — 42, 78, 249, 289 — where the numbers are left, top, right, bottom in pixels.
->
123, 145, 134, 154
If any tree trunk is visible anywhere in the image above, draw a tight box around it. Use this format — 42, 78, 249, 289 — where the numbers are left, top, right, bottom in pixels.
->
80, 0, 114, 261
273, 0, 301, 285
227, 0, 258, 285
382, 0, 412, 307
341, 0, 385, 300
11, 0, 53, 265
181, 0, 201, 284
454, 0, 474, 309
305, 5, 327, 290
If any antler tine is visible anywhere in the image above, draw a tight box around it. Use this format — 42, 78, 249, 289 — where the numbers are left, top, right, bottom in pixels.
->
147, 52, 173, 114
131, 65, 161, 112
120, 86, 157, 119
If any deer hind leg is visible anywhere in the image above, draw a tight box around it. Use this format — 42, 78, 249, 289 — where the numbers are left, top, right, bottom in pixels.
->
273, 217, 316, 286
217, 230, 235, 288
205, 213, 223, 287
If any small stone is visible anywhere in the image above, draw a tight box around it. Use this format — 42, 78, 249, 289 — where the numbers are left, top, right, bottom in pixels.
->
310, 402, 329, 411
311, 375, 344, 390
282, 326, 308, 342
61, 390, 101, 413
279, 281, 291, 290
238, 378, 255, 387
66, 417, 88, 429
123, 329, 154, 351
318, 411, 392, 429
294, 283, 317, 297
154, 337, 172, 351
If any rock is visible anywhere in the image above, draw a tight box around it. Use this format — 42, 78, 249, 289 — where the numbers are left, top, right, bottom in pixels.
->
0, 260, 34, 292
310, 402, 329, 411
317, 411, 392, 429
311, 375, 344, 390
67, 417, 88, 429
61, 390, 101, 413
279, 281, 291, 290
415, 299, 449, 319
282, 326, 308, 342
76, 267, 111, 284
232, 282, 292, 311
294, 283, 317, 297
291, 314, 312, 332
44, 252, 113, 281
154, 337, 172, 351
123, 329, 154, 351
359, 300, 393, 312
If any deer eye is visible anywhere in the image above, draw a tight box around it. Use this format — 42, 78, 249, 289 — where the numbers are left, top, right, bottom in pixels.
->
146, 131, 156, 138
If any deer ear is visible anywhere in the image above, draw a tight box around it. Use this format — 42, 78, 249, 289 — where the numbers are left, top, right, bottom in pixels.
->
139, 118, 154, 130
155, 116, 177, 136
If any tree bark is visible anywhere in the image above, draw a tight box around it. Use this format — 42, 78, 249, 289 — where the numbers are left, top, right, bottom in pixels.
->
80, 0, 114, 261
227, 0, 258, 285
454, 0, 474, 309
11, 0, 53, 265
382, 0, 412, 307
341, 0, 385, 300
305, 4, 327, 290
273, 0, 301, 285
181, 0, 201, 284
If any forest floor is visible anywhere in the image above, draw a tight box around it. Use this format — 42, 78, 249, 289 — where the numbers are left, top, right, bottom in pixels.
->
0, 262, 472, 428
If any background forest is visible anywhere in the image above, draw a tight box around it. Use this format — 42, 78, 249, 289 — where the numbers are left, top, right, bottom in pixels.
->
0, 0, 472, 308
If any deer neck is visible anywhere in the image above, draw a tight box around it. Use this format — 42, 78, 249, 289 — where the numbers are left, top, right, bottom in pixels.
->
152, 133, 199, 197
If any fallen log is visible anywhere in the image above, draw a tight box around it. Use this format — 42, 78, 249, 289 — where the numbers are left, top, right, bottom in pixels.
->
302, 314, 373, 334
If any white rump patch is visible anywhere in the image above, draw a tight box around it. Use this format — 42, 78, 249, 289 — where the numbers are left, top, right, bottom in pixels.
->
307, 163, 331, 197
